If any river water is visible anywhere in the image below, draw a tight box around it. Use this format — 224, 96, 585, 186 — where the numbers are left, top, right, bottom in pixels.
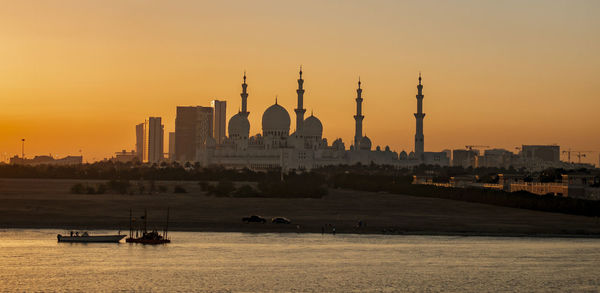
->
1, 229, 599, 292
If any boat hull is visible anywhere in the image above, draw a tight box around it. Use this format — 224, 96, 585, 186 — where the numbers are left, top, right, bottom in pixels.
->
125, 238, 170, 244
57, 234, 126, 243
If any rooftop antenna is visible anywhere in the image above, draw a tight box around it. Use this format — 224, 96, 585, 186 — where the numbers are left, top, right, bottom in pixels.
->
21, 138, 25, 159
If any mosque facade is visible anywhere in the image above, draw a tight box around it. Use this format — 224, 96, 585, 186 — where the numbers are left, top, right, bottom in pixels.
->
196, 69, 449, 171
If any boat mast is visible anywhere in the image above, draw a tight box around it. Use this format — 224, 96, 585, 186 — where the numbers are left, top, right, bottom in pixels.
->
165, 207, 169, 239
144, 208, 147, 234
129, 208, 132, 238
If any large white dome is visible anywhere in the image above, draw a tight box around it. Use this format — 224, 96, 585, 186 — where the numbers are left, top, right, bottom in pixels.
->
228, 112, 250, 139
262, 103, 290, 136
304, 115, 323, 138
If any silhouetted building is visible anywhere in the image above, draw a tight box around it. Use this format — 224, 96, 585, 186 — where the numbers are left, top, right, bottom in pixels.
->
135, 123, 144, 161
422, 151, 450, 166
143, 117, 164, 163
195, 70, 443, 170
453, 149, 478, 168
175, 106, 213, 162
211, 100, 227, 145
114, 150, 137, 163
521, 145, 560, 162
10, 155, 82, 165
478, 149, 516, 168
196, 107, 213, 152
175, 107, 197, 162
168, 132, 175, 162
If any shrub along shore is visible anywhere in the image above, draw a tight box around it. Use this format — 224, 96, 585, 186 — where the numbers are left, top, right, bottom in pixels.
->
2, 162, 599, 218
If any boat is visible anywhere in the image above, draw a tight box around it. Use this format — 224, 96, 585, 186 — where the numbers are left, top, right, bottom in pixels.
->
125, 230, 170, 244
57, 231, 126, 243
126, 208, 171, 245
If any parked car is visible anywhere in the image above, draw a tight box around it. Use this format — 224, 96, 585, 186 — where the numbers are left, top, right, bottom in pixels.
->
242, 215, 267, 223
271, 217, 291, 224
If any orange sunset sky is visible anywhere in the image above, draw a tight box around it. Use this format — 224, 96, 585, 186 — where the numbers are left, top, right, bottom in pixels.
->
1, 1, 599, 164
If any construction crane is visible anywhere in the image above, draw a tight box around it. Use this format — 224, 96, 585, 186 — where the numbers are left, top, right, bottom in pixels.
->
465, 145, 489, 151
562, 149, 596, 163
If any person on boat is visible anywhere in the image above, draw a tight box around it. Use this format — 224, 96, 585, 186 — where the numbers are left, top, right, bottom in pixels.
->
70, 231, 73, 237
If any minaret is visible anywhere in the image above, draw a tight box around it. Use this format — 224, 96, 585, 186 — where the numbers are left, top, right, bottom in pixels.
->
240, 71, 249, 117
354, 78, 364, 148
414, 73, 425, 157
294, 67, 306, 135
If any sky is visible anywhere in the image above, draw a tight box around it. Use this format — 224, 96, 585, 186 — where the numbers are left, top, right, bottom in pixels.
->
1, 0, 599, 164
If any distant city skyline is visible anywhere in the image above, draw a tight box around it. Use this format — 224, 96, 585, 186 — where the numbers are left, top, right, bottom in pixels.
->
0, 1, 598, 163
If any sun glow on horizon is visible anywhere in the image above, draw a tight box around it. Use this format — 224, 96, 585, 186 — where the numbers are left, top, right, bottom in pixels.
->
0, 0, 599, 164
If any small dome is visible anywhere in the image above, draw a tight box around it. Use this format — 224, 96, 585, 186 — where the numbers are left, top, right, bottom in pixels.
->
332, 138, 345, 150
228, 113, 250, 138
360, 136, 372, 150
408, 151, 415, 159
385, 146, 390, 152
262, 103, 290, 136
399, 150, 408, 159
376, 146, 381, 151
304, 115, 323, 138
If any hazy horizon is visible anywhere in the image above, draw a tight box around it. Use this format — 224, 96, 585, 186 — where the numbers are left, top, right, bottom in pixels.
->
1, 0, 599, 163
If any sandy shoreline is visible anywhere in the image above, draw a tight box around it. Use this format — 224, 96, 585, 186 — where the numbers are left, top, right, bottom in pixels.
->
1, 178, 599, 238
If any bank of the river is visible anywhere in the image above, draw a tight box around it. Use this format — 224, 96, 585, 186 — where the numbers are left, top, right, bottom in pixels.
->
1, 178, 599, 237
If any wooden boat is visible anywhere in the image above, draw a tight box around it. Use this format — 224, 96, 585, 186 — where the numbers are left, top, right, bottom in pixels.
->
57, 232, 126, 243
126, 208, 171, 245
125, 230, 170, 244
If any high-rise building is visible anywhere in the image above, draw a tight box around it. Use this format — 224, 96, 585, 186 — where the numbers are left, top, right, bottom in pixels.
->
135, 123, 144, 161
143, 117, 164, 163
168, 132, 175, 162
211, 100, 227, 144
175, 107, 198, 162
175, 106, 213, 162
196, 107, 214, 153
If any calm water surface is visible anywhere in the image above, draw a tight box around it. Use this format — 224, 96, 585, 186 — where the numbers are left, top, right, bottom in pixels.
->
1, 229, 599, 292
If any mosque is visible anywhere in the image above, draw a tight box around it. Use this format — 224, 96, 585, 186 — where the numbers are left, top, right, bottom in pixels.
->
196, 69, 449, 170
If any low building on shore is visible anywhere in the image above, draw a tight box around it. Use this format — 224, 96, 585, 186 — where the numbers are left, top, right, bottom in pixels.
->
10, 155, 83, 166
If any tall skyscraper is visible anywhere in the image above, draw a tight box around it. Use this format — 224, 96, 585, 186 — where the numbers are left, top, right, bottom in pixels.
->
168, 132, 175, 162
414, 73, 425, 158
175, 106, 197, 162
135, 123, 144, 161
211, 100, 227, 144
196, 107, 213, 152
175, 106, 213, 162
143, 117, 164, 163
354, 78, 364, 148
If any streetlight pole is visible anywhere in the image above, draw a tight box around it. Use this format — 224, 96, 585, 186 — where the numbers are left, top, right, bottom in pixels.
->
21, 139, 25, 159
